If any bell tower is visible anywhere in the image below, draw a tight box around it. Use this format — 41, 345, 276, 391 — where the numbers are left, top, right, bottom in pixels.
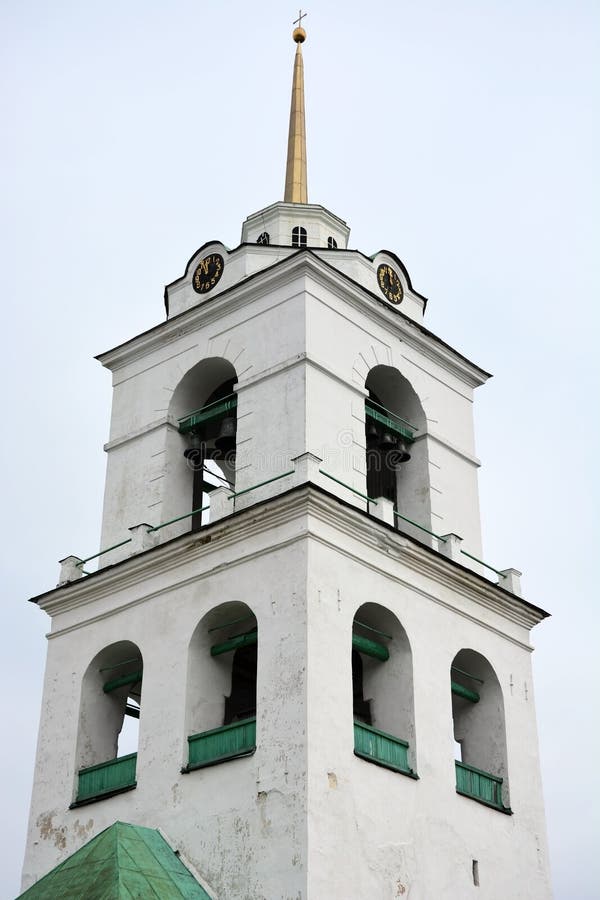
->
20, 21, 552, 900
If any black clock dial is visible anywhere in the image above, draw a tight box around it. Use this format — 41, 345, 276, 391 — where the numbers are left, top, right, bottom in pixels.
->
377, 263, 404, 305
192, 253, 224, 294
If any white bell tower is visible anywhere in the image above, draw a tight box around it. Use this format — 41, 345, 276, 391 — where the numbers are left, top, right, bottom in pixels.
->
21, 22, 552, 900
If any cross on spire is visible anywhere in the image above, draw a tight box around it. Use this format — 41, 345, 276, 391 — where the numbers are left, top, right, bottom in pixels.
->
294, 9, 307, 28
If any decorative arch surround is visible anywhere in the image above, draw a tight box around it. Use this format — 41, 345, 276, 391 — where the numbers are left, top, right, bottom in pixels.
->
351, 342, 393, 389
352, 603, 417, 778
167, 357, 238, 532
451, 649, 511, 813
365, 365, 432, 541
184, 601, 258, 772
73, 640, 143, 805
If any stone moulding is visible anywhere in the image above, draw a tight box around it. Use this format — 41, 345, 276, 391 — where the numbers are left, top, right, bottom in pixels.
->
33, 484, 548, 646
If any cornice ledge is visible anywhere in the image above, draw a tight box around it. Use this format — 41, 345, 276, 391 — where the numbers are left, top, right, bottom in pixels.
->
45, 533, 308, 639
303, 488, 547, 630
301, 262, 489, 389
34, 485, 546, 634
35, 488, 314, 616
399, 543, 544, 631
96, 256, 312, 372
96, 253, 489, 389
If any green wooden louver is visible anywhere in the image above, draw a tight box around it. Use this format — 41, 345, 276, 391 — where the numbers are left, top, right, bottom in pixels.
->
455, 760, 511, 813
365, 400, 415, 442
178, 394, 238, 434
186, 717, 257, 771
76, 753, 137, 803
354, 721, 416, 777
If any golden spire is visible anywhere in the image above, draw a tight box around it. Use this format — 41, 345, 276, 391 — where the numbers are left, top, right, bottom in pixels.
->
284, 13, 308, 204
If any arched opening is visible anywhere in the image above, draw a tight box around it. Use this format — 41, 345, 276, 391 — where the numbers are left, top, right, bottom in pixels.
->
352, 603, 416, 777
73, 641, 143, 805
169, 358, 238, 531
451, 649, 510, 812
184, 602, 258, 771
257, 231, 270, 245
292, 225, 307, 247
365, 365, 431, 540
327, 236, 338, 249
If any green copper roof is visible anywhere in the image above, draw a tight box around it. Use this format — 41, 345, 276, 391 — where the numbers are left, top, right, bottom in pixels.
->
18, 821, 213, 899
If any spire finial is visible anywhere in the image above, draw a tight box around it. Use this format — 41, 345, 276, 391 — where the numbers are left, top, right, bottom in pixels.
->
284, 12, 308, 204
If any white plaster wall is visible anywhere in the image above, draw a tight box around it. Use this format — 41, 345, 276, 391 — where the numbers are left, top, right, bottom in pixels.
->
23, 530, 310, 899
319, 249, 426, 322
303, 273, 484, 554
98, 278, 308, 553
168, 205, 428, 324
168, 242, 299, 320
97, 252, 485, 577
304, 529, 551, 900
24, 494, 551, 899
241, 202, 350, 249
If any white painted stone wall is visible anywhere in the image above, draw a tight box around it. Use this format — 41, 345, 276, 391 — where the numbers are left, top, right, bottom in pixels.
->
23, 203, 550, 898
241, 201, 351, 249
166, 205, 425, 322
96, 244, 487, 572
22, 490, 552, 899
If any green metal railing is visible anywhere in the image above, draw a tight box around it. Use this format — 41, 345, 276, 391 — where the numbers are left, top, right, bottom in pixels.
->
451, 665, 484, 684
99, 657, 141, 673
185, 718, 256, 772
227, 470, 295, 500
354, 721, 416, 778
208, 615, 256, 633
73, 505, 210, 571
178, 393, 238, 434
393, 509, 447, 542
319, 470, 378, 504
353, 620, 393, 640
455, 760, 510, 813
147, 504, 210, 533
76, 753, 137, 803
68, 461, 510, 594
75, 538, 132, 568
391, 511, 509, 582
460, 549, 506, 579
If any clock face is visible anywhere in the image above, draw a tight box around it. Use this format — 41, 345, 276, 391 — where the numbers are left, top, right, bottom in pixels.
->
192, 253, 224, 294
377, 264, 404, 305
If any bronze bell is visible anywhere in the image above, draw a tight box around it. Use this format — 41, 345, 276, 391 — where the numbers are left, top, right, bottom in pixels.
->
378, 431, 397, 452
184, 432, 203, 461
395, 440, 411, 464
215, 416, 237, 454
366, 421, 379, 445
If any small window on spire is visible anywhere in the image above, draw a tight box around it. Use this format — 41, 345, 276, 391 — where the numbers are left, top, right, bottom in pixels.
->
292, 226, 307, 247
327, 236, 338, 249
257, 231, 270, 245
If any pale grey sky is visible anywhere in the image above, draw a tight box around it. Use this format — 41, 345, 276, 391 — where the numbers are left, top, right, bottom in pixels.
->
2, 1, 598, 897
